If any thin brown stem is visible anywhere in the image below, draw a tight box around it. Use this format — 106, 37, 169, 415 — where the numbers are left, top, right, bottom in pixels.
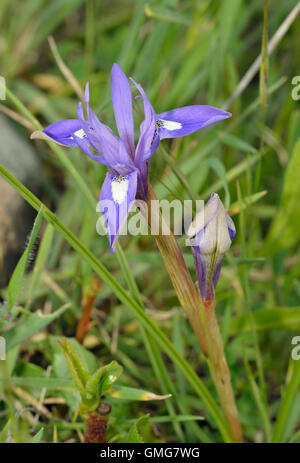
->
76, 276, 100, 344
141, 182, 207, 355
84, 403, 111, 443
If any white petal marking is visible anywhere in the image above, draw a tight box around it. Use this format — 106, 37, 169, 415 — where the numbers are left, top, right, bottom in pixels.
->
111, 176, 129, 205
73, 128, 86, 139
160, 119, 182, 131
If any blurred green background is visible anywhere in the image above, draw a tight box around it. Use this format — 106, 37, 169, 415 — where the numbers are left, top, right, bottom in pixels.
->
0, 0, 300, 444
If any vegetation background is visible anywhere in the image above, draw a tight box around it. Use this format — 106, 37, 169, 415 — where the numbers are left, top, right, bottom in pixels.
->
0, 0, 300, 443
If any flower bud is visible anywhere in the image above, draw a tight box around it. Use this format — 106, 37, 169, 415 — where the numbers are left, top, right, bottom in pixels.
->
187, 193, 236, 302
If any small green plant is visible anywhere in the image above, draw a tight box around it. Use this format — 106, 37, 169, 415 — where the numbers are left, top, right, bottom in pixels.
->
58, 338, 171, 442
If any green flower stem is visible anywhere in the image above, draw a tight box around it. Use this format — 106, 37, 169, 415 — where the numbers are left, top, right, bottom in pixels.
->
203, 299, 242, 443
143, 183, 208, 356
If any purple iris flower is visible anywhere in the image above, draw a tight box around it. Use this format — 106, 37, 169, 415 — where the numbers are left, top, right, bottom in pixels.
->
31, 63, 231, 251
187, 193, 236, 303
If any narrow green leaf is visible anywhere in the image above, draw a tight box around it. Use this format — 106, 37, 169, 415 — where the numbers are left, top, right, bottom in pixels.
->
272, 359, 300, 442
33, 0, 86, 48
228, 190, 267, 215
242, 350, 272, 441
202, 151, 264, 199
218, 132, 257, 154
5, 304, 70, 351
4, 376, 74, 389
26, 223, 55, 309
144, 4, 201, 28
230, 307, 300, 334
85, 361, 123, 397
110, 385, 171, 401
149, 415, 204, 424
0, 419, 11, 443
261, 138, 300, 254
126, 414, 150, 443
115, 244, 142, 305
31, 428, 44, 443
7, 208, 43, 310
259, 0, 268, 111
202, 157, 230, 208
58, 338, 90, 394
289, 428, 300, 443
